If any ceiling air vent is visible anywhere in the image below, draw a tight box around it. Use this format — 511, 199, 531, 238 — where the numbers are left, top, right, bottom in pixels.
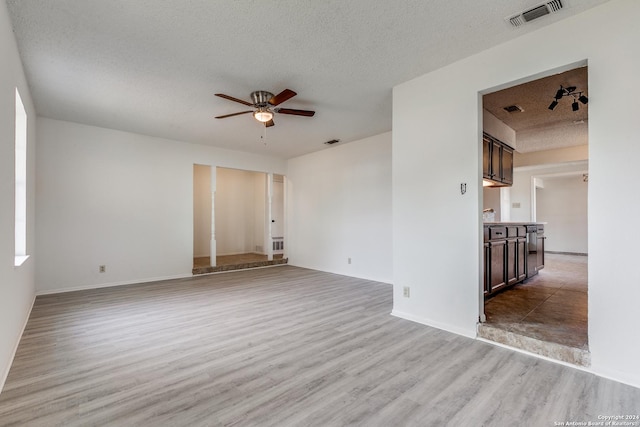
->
507, 0, 563, 27
324, 139, 340, 145
503, 105, 524, 113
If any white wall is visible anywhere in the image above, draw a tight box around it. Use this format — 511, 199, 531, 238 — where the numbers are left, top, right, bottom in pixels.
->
193, 164, 212, 258
537, 175, 588, 254
0, 1, 37, 391
253, 172, 267, 254
287, 132, 392, 283
215, 168, 266, 256
393, 0, 640, 387
510, 162, 587, 223
483, 109, 515, 148
36, 118, 286, 293
515, 144, 588, 168
482, 187, 501, 221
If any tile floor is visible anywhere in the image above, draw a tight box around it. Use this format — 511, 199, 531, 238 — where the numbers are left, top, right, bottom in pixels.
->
483, 253, 588, 350
194, 253, 285, 268
192, 253, 287, 275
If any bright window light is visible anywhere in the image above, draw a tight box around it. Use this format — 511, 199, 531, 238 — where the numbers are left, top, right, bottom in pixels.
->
14, 88, 28, 266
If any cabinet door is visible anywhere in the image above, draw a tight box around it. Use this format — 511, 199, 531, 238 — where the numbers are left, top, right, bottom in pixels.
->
537, 236, 545, 270
483, 243, 490, 296
506, 238, 518, 285
491, 141, 502, 180
482, 137, 492, 179
516, 237, 527, 281
501, 147, 513, 185
489, 240, 506, 292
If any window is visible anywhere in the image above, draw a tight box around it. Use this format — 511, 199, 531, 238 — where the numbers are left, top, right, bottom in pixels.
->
14, 88, 28, 266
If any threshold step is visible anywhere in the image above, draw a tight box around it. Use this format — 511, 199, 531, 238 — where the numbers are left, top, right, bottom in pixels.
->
478, 323, 591, 367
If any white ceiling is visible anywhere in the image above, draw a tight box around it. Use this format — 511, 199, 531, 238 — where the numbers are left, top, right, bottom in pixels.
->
6, 0, 610, 159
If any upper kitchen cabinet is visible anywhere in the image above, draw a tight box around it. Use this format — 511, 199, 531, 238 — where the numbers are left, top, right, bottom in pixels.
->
482, 133, 513, 187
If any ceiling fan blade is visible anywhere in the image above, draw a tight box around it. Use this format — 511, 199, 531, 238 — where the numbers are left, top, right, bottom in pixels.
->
215, 93, 253, 106
265, 119, 275, 128
215, 110, 253, 119
269, 89, 297, 106
276, 108, 315, 117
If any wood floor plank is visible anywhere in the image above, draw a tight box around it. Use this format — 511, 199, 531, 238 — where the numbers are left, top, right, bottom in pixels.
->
0, 265, 638, 426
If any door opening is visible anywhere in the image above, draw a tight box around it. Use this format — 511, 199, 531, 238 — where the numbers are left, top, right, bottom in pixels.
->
478, 64, 589, 366
192, 166, 288, 274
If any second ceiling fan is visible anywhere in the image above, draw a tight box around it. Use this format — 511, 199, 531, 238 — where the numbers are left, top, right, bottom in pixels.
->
215, 89, 315, 127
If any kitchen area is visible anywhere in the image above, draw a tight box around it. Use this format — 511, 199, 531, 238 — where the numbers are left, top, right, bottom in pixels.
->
478, 66, 589, 366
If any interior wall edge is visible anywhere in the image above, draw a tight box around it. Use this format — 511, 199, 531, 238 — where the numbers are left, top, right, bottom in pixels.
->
35, 273, 193, 297
390, 310, 476, 339
0, 295, 35, 394
287, 261, 393, 287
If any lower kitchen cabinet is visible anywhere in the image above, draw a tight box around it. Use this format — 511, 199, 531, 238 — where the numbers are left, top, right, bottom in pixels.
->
488, 239, 506, 292
516, 237, 527, 281
506, 237, 518, 286
484, 223, 539, 297
537, 229, 545, 272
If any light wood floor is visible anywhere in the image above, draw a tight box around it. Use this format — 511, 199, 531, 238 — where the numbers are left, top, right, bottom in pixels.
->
1, 266, 638, 426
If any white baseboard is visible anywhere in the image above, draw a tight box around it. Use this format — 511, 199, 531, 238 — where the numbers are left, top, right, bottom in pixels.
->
0, 294, 35, 394
390, 309, 476, 339
286, 261, 392, 285
36, 273, 193, 296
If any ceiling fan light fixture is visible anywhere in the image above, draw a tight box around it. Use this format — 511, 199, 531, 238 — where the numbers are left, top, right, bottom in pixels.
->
253, 108, 273, 123
548, 100, 558, 110
572, 100, 579, 111
578, 94, 589, 104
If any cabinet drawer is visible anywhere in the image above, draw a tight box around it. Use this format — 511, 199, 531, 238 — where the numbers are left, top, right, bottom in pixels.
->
507, 226, 519, 238
489, 226, 506, 240
537, 225, 545, 235
518, 226, 527, 237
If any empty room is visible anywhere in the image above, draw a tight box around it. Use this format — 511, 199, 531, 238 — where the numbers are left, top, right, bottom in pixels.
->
1, 1, 639, 425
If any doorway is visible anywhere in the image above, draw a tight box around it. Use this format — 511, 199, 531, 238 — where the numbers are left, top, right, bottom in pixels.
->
192, 165, 287, 274
479, 65, 589, 365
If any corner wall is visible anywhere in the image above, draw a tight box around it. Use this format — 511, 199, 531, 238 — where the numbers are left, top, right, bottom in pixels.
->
287, 132, 392, 283
193, 165, 212, 258
0, 1, 37, 391
36, 118, 286, 294
214, 168, 266, 256
393, 0, 640, 387
537, 175, 588, 254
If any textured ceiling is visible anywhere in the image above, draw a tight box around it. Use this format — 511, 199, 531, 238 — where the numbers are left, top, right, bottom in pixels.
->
484, 66, 588, 153
6, 0, 609, 158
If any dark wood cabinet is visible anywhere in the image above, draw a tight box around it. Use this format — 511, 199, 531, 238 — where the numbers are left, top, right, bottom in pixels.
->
491, 140, 501, 180
537, 226, 545, 271
506, 236, 518, 286
483, 243, 490, 296
488, 239, 506, 292
501, 146, 513, 185
482, 137, 492, 179
516, 237, 527, 282
482, 133, 514, 186
484, 224, 538, 297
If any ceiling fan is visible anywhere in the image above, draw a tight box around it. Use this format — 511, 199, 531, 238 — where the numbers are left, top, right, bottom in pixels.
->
214, 89, 315, 127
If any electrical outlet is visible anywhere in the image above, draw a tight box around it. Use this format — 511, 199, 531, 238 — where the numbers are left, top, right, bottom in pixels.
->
99, 265, 106, 273
348, 257, 351, 264
403, 286, 410, 298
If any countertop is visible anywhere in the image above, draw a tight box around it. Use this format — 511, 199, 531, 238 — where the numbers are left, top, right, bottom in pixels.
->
483, 222, 547, 225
